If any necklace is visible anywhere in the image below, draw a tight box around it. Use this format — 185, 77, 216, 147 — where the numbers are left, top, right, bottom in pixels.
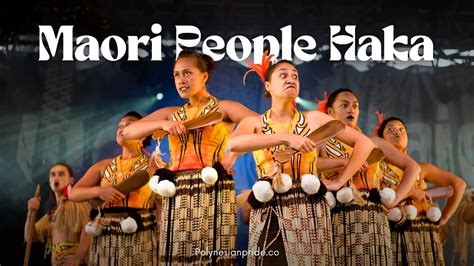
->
270, 108, 296, 150
187, 93, 211, 120
116, 155, 141, 178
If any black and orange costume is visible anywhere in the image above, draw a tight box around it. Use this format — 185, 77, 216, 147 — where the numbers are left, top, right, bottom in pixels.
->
89, 153, 158, 265
381, 160, 444, 265
159, 95, 237, 265
322, 137, 392, 265
248, 109, 333, 265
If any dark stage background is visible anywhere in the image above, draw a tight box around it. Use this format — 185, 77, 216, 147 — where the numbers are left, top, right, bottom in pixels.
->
1, 1, 473, 265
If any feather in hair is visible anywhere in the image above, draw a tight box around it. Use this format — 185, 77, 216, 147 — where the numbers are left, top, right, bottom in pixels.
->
242, 50, 275, 85
372, 111, 385, 136
317, 91, 329, 113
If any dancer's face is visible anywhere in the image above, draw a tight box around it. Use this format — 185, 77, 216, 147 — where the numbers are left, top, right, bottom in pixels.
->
382, 120, 408, 151
173, 57, 208, 99
49, 164, 73, 192
265, 62, 299, 100
327, 92, 359, 128
117, 115, 141, 147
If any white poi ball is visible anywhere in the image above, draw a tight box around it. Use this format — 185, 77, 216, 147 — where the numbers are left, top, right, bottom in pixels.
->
156, 180, 176, 197
120, 217, 138, 233
380, 187, 396, 206
403, 205, 418, 220
201, 167, 218, 185
387, 207, 402, 222
325, 192, 337, 210
148, 175, 160, 194
252, 181, 274, 203
85, 220, 102, 236
427, 206, 442, 222
336, 187, 353, 203
300, 174, 320, 195
273, 173, 292, 194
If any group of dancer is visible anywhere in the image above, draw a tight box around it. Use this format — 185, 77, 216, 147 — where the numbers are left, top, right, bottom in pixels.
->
24, 50, 466, 265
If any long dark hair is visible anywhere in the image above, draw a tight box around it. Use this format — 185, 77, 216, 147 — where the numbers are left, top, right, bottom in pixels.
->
175, 50, 215, 83
377, 117, 407, 138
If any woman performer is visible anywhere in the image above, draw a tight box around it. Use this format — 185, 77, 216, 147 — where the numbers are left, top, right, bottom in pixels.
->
123, 50, 258, 265
24, 163, 91, 266
377, 116, 466, 265
69, 111, 158, 265
318, 88, 420, 265
228, 58, 375, 265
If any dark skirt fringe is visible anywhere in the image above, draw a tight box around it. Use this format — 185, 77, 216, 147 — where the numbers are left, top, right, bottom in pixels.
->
88, 209, 158, 266
331, 192, 392, 266
247, 181, 333, 265
390, 214, 445, 266
159, 167, 237, 265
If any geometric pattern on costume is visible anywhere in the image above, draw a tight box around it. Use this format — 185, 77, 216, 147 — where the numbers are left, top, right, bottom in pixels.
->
249, 109, 333, 265
331, 192, 392, 265
390, 215, 445, 266
159, 169, 236, 265
248, 183, 333, 265
90, 154, 158, 265
381, 160, 413, 266
169, 95, 228, 171
160, 96, 237, 264
324, 138, 392, 265
381, 161, 444, 265
88, 209, 158, 265
379, 159, 403, 190
101, 153, 154, 209
252, 109, 315, 179
323, 137, 382, 190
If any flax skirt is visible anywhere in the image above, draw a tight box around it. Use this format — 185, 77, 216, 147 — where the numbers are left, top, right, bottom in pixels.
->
159, 169, 237, 265
390, 214, 444, 266
331, 194, 392, 266
88, 208, 158, 266
247, 181, 333, 266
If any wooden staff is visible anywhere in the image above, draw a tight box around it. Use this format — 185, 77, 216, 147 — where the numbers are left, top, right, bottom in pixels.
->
24, 184, 40, 266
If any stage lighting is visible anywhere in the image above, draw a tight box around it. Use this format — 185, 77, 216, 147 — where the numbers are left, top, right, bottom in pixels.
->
156, 93, 164, 100
296, 97, 317, 110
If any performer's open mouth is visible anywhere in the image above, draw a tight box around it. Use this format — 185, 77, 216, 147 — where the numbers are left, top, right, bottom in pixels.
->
346, 115, 354, 121
179, 86, 189, 92
53, 182, 59, 188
